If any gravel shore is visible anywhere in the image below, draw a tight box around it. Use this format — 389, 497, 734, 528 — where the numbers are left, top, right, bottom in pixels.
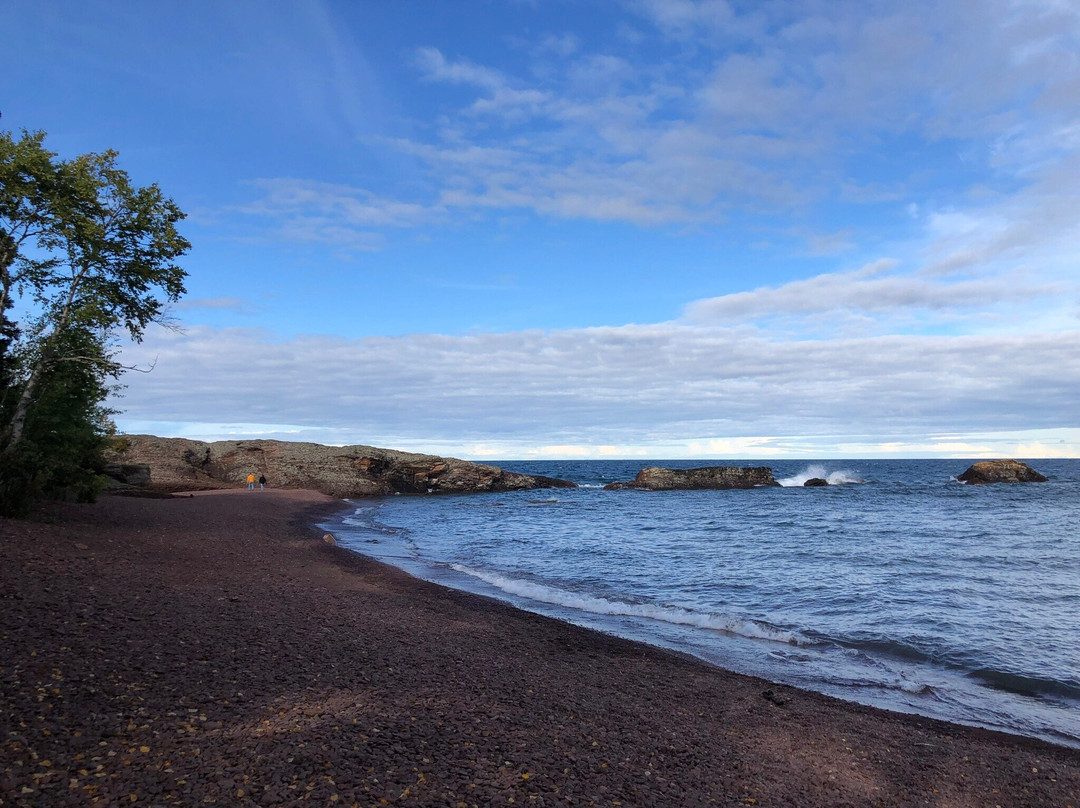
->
2, 489, 1078, 807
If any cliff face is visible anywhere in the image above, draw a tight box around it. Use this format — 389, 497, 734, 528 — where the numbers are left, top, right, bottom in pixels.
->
105, 435, 575, 497
604, 466, 780, 491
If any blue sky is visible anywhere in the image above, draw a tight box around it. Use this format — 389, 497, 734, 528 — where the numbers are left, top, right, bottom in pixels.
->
3, 0, 1079, 458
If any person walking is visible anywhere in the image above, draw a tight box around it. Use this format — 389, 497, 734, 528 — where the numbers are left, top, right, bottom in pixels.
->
258, 474, 266, 491
247, 472, 256, 491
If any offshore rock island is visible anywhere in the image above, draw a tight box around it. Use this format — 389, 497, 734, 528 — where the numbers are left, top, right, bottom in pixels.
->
603, 465, 780, 490
104, 435, 576, 497
957, 459, 1049, 484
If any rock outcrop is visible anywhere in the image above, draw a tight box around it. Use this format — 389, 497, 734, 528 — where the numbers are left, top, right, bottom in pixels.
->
101, 463, 152, 488
804, 477, 828, 487
105, 435, 576, 497
957, 459, 1048, 485
603, 466, 780, 491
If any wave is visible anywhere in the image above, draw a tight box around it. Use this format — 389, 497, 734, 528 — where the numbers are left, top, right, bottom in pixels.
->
449, 564, 804, 645
967, 668, 1080, 702
828, 636, 1080, 703
341, 505, 409, 538
818, 674, 938, 697
778, 464, 865, 487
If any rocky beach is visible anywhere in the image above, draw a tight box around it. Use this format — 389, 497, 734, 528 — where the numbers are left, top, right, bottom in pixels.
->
3, 489, 1079, 807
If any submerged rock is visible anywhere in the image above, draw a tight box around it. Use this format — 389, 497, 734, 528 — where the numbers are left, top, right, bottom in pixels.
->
957, 459, 1048, 485
604, 465, 780, 491
105, 435, 576, 497
803, 477, 828, 487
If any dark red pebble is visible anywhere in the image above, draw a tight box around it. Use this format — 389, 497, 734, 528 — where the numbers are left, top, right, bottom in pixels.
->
2, 490, 1079, 807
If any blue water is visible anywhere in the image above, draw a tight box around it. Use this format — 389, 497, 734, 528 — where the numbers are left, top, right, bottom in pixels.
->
323, 459, 1080, 748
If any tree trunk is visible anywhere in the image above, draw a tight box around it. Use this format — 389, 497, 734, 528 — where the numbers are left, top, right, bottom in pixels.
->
5, 357, 44, 448
0, 238, 13, 316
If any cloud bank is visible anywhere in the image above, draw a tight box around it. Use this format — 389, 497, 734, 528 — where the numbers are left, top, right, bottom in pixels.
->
115, 318, 1080, 457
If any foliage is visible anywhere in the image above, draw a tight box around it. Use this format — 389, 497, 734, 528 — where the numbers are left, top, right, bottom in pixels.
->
0, 129, 188, 516
0, 130, 58, 315
0, 328, 114, 515
0, 293, 19, 413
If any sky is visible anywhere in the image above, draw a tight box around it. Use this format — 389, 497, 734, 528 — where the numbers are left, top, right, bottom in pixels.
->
3, 0, 1079, 459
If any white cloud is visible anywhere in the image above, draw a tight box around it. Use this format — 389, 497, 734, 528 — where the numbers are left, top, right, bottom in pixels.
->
682, 259, 1063, 329
229, 1, 1080, 269
413, 46, 506, 91
241, 178, 437, 228
631, 0, 738, 38
231, 178, 443, 250
174, 297, 249, 312
567, 54, 636, 91
216, 3, 1080, 359
113, 321, 1080, 457
919, 153, 1080, 281
537, 33, 581, 58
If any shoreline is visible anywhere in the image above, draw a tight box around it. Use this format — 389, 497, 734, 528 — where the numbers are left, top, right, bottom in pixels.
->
2, 490, 1078, 806
323, 496, 1080, 753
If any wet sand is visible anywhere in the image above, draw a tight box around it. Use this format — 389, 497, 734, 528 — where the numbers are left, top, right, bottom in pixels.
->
2, 489, 1078, 806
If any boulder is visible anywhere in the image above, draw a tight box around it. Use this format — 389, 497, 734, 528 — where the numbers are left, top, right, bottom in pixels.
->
604, 466, 779, 491
957, 459, 1048, 485
104, 435, 576, 497
803, 477, 828, 487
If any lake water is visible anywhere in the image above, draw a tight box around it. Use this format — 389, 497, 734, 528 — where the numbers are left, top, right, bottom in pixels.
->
322, 459, 1080, 748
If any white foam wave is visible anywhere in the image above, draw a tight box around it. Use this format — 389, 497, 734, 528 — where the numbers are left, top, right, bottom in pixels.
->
899, 680, 936, 695
450, 564, 803, 645
778, 464, 864, 487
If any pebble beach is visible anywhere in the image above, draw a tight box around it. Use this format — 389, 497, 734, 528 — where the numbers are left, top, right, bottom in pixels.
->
2, 489, 1079, 807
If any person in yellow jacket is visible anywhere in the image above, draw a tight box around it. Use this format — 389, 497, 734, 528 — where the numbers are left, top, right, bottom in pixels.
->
247, 472, 256, 491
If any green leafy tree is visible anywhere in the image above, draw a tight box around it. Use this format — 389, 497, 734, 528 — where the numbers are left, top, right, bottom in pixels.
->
0, 327, 117, 513
0, 131, 58, 319
0, 130, 189, 514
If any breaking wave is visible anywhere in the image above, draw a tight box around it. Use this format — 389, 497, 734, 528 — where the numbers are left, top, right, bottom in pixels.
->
778, 464, 865, 487
450, 564, 805, 645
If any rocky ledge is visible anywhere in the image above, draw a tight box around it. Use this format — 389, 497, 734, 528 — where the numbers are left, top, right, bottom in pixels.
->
104, 435, 576, 497
604, 465, 780, 491
957, 459, 1048, 485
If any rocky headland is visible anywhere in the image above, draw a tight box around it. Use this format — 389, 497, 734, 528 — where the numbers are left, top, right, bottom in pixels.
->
604, 465, 780, 490
957, 459, 1048, 485
104, 435, 575, 497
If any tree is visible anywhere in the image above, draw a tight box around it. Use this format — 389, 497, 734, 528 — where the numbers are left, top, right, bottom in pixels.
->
0, 131, 58, 320
0, 130, 189, 514
0, 326, 117, 512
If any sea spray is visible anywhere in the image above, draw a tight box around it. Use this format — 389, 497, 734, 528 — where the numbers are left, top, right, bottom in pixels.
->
777, 464, 865, 486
